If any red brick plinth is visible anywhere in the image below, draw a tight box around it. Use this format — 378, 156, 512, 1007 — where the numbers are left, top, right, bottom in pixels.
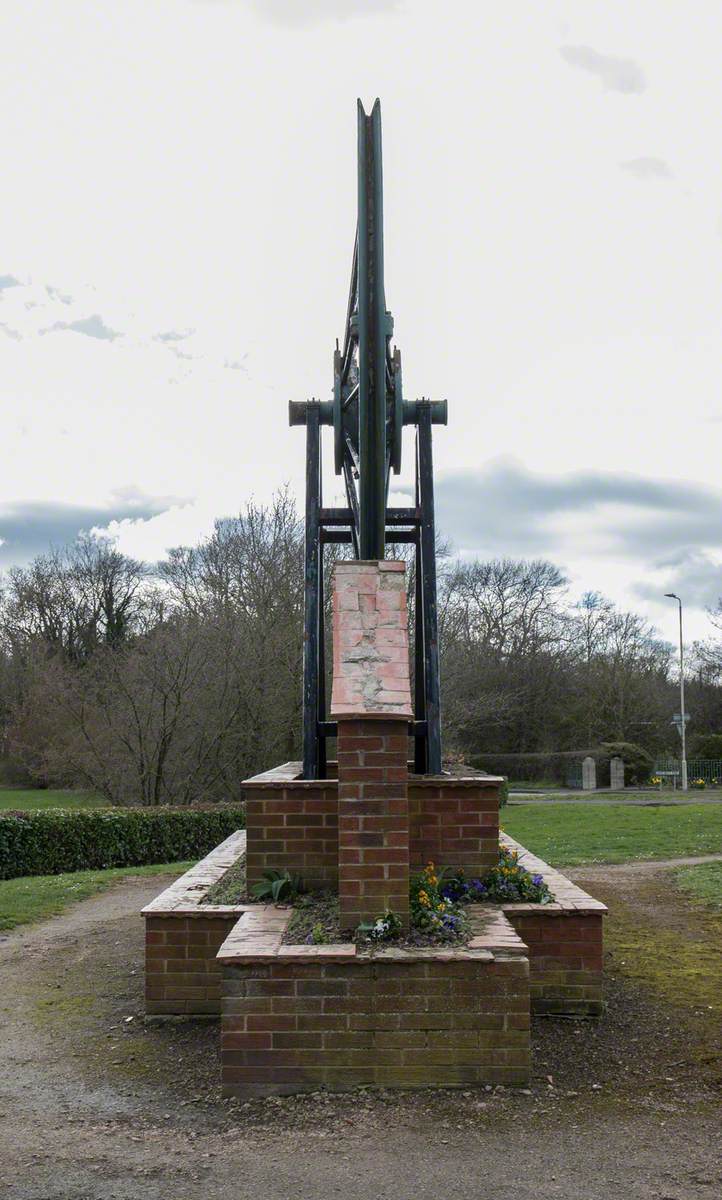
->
502, 835, 606, 1016
217, 907, 531, 1095
142, 831, 248, 1017
337, 717, 410, 932
242, 764, 502, 891
143, 828, 604, 1023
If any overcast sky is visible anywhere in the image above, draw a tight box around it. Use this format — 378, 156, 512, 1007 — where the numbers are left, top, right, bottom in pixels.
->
2, 0, 722, 644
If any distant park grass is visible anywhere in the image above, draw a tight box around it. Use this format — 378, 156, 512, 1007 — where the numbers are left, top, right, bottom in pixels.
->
0, 861, 193, 931
673, 860, 722, 911
507, 779, 561, 791
502, 802, 722, 866
0, 788, 105, 812
510, 787, 722, 802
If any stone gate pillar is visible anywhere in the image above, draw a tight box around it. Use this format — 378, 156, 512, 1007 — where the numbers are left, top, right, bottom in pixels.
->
609, 756, 625, 790
582, 756, 596, 791
330, 561, 413, 932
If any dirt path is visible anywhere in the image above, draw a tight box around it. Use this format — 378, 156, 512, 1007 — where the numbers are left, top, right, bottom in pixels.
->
0, 870, 720, 1200
567, 852, 722, 881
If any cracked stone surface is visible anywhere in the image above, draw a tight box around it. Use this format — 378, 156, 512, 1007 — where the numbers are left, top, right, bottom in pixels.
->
330, 560, 413, 720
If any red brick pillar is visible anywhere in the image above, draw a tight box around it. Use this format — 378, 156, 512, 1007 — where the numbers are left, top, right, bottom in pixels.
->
330, 561, 413, 933
337, 717, 410, 931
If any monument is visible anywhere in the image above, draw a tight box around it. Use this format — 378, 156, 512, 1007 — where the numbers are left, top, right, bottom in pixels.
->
143, 102, 606, 1096
288, 98, 446, 781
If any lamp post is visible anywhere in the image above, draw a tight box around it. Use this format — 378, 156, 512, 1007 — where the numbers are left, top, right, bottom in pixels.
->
665, 593, 688, 791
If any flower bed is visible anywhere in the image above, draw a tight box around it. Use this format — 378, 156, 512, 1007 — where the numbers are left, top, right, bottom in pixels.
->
245, 853, 554, 950
144, 831, 605, 1019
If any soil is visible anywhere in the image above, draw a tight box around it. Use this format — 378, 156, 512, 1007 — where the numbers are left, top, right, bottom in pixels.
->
0, 860, 720, 1200
283, 891, 472, 949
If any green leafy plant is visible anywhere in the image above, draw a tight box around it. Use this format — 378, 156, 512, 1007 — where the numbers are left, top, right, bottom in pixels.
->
691, 733, 722, 760
250, 868, 304, 902
307, 921, 330, 945
599, 742, 653, 786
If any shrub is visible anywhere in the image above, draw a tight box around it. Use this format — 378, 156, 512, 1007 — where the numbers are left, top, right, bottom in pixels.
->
468, 751, 590, 786
469, 744, 655, 788
598, 742, 653, 786
691, 733, 722, 760
0, 806, 245, 880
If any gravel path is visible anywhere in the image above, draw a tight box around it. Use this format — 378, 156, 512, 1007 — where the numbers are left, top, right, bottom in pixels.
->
0, 869, 719, 1200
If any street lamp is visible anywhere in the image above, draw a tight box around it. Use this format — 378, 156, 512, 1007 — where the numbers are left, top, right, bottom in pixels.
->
665, 593, 688, 791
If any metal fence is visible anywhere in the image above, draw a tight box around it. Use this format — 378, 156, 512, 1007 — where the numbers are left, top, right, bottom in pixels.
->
565, 763, 583, 789
654, 758, 722, 785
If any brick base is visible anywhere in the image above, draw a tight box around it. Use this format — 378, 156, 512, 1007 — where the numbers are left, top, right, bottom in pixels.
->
142, 830, 248, 1017
243, 763, 501, 892
502, 835, 606, 1016
218, 906, 531, 1095
505, 911, 604, 1016
145, 914, 238, 1016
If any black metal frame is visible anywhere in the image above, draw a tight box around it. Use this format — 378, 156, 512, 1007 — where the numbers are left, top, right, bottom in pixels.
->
290, 99, 446, 779
295, 400, 442, 779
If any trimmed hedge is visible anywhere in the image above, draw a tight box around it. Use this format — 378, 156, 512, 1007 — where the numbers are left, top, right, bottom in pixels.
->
0, 806, 246, 880
470, 744, 654, 788
468, 751, 587, 785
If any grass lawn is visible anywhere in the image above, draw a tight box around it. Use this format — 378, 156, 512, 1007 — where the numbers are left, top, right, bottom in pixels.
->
673, 860, 722, 911
0, 788, 105, 811
0, 861, 192, 931
507, 779, 561, 791
502, 802, 722, 866
510, 788, 722, 802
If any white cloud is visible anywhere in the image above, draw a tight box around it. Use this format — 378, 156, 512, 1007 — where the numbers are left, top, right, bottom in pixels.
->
42, 313, 121, 341
3, 0, 722, 651
245, 0, 401, 28
559, 44, 647, 93
620, 156, 674, 180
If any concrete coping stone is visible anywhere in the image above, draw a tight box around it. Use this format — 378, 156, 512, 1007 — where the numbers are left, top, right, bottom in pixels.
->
467, 906, 529, 956
141, 823, 606, 925
141, 829, 248, 918
334, 560, 405, 573
500, 833, 608, 916
216, 903, 519, 966
242, 761, 505, 787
